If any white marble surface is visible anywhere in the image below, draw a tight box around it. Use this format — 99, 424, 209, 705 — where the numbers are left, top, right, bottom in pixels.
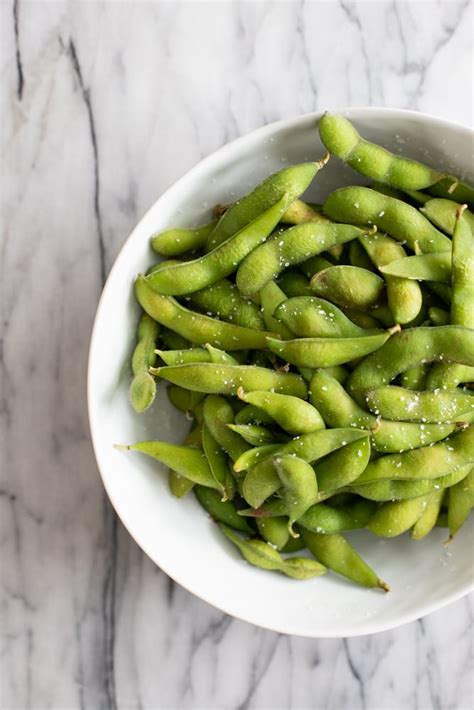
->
1, 1, 473, 708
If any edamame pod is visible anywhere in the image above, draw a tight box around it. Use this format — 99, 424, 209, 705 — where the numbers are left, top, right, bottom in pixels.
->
351, 465, 471, 502
147, 195, 289, 295
238, 389, 325, 435
315, 437, 371, 491
195, 486, 253, 533
358, 232, 423, 323
129, 313, 160, 412
259, 281, 293, 339
115, 441, 220, 489
266, 329, 396, 368
151, 219, 217, 256
219, 524, 326, 579
188, 279, 265, 330
236, 223, 365, 297
135, 276, 278, 350
273, 296, 380, 338
203, 395, 250, 462
356, 426, 474, 484
233, 444, 281, 473
274, 456, 319, 535
310, 368, 460, 453
421, 198, 474, 235
256, 516, 290, 550
299, 499, 375, 534
426, 177, 474, 210
202, 424, 235, 500
152, 363, 308, 398
227, 423, 279, 446
367, 497, 429, 537
411, 491, 444, 540
207, 160, 327, 249
451, 205, 474, 328
302, 530, 388, 590
365, 386, 474, 423
319, 113, 443, 189
425, 364, 474, 390
323, 186, 451, 253
234, 405, 275, 426
348, 326, 474, 404
380, 253, 451, 283
277, 269, 313, 297
447, 467, 474, 538
310, 265, 386, 310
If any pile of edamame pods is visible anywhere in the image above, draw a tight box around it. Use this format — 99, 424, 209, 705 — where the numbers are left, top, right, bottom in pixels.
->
119, 113, 474, 590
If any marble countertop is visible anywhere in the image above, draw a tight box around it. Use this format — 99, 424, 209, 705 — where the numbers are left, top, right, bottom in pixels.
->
2, 1, 473, 708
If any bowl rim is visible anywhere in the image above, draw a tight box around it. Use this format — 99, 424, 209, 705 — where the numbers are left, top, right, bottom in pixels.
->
88, 107, 474, 637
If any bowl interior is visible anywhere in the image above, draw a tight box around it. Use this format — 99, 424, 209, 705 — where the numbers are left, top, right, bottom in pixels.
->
88, 108, 474, 637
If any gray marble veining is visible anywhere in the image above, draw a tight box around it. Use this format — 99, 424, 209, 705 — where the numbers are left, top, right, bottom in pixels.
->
1, 1, 473, 709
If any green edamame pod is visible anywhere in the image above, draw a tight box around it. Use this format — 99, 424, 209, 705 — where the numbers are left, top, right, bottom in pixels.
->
159, 328, 191, 351
281, 199, 328, 225
202, 424, 235, 501
273, 296, 380, 338
380, 253, 451, 283
277, 269, 313, 297
300, 255, 334, 278
151, 219, 217, 256
365, 386, 474, 423
129, 313, 160, 412
421, 198, 474, 235
349, 240, 375, 271
227, 424, 280, 446
206, 160, 327, 250
451, 205, 474, 328
411, 491, 444, 540
310, 369, 460, 453
310, 265, 386, 311
447, 467, 474, 538
343, 309, 381, 330
237, 223, 365, 297
146, 194, 289, 295
302, 529, 388, 590
428, 307, 449, 326
350, 465, 471, 502
259, 281, 293, 339
233, 444, 281, 473
315, 437, 371, 491
323, 186, 451, 253
115, 441, 221, 490
400, 365, 428, 390
256, 516, 290, 550
152, 363, 308, 398
426, 177, 474, 210
238, 389, 325, 435
242, 428, 368, 508
157, 348, 212, 366
195, 486, 252, 533
234, 405, 275, 426
135, 276, 278, 350
203, 395, 250, 463
299, 498, 375, 534
219, 524, 326, 579
281, 535, 306, 553
348, 327, 474, 404
356, 426, 474, 484
266, 329, 395, 368
425, 364, 474, 390
169, 470, 195, 498
188, 280, 265, 330
274, 456, 319, 535
167, 384, 204, 413
319, 113, 443, 189
367, 497, 429, 537
358, 232, 423, 324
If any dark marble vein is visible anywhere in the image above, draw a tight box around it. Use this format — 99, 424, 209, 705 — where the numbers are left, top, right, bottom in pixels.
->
67, 38, 106, 285
13, 0, 24, 100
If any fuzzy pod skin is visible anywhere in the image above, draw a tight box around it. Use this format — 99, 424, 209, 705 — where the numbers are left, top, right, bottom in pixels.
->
367, 497, 430, 538
411, 491, 445, 540
323, 186, 451, 253
203, 395, 250, 463
310, 368, 462, 454
421, 198, 474, 235
358, 232, 423, 324
355, 426, 474, 484
314, 437, 371, 492
259, 280, 293, 339
187, 279, 265, 330
350, 465, 472, 502
380, 253, 451, 283
242, 428, 369, 509
135, 276, 279, 350
348, 326, 474, 405
219, 524, 326, 579
447, 467, 474, 538
273, 296, 380, 339
146, 194, 289, 295
426, 177, 474, 210
310, 265, 386, 311
152, 363, 308, 399
319, 113, 443, 190
238, 389, 325, 435
365, 386, 474, 423
151, 219, 217, 256
206, 160, 327, 250
302, 529, 388, 590
266, 330, 394, 368
274, 456, 319, 535
129, 313, 160, 413
236, 223, 365, 297
451, 206, 474, 328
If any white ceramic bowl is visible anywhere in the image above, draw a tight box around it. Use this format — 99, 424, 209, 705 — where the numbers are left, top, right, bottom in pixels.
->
88, 108, 474, 637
